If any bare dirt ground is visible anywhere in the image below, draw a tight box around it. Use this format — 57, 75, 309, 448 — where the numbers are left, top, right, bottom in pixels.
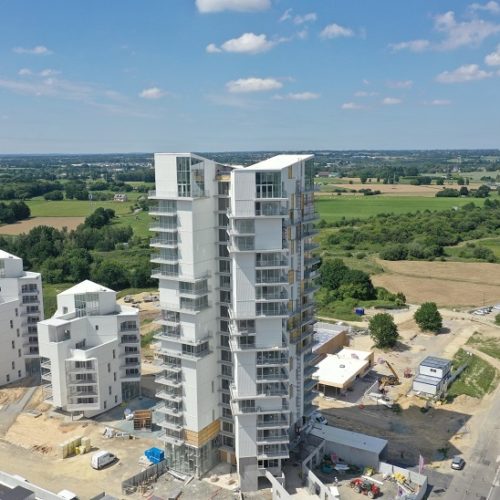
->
316, 307, 500, 469
0, 216, 84, 235
372, 260, 500, 307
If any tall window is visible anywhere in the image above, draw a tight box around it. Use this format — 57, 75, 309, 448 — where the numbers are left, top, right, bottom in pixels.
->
256, 172, 282, 198
177, 157, 191, 197
305, 159, 314, 191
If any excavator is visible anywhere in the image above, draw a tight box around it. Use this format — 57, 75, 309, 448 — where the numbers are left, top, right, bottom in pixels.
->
378, 361, 400, 392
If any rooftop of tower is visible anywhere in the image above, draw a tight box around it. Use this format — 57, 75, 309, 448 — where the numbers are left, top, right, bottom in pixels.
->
246, 154, 313, 171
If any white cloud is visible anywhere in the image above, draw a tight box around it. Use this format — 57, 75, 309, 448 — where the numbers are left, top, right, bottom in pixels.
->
429, 99, 452, 105
354, 90, 378, 97
341, 102, 364, 110
13, 45, 52, 55
196, 0, 270, 13
436, 64, 493, 83
293, 13, 317, 25
208, 33, 278, 54
18, 68, 32, 76
139, 87, 167, 99
206, 43, 222, 53
320, 23, 354, 39
280, 9, 316, 25
485, 44, 500, 65
297, 29, 308, 40
469, 1, 500, 14
274, 92, 320, 101
40, 69, 60, 77
382, 97, 402, 105
390, 39, 431, 52
226, 77, 283, 93
386, 80, 413, 89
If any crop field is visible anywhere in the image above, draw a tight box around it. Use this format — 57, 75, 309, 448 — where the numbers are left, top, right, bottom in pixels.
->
372, 260, 500, 307
0, 216, 85, 235
317, 182, 443, 196
315, 195, 490, 223
24, 198, 134, 217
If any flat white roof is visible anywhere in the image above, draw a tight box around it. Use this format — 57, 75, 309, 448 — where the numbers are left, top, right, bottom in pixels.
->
247, 154, 313, 171
337, 348, 372, 362
60, 280, 114, 295
310, 425, 388, 455
313, 352, 369, 388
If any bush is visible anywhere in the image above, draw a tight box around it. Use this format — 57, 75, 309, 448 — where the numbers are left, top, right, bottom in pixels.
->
369, 313, 399, 348
380, 244, 408, 261
44, 190, 64, 201
414, 302, 443, 333
495, 314, 500, 326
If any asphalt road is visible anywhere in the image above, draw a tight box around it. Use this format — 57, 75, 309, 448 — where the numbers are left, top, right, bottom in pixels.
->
439, 385, 500, 500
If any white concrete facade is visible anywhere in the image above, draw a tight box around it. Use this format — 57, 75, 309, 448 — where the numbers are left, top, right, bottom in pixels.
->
0, 250, 44, 385
150, 153, 319, 491
38, 280, 141, 417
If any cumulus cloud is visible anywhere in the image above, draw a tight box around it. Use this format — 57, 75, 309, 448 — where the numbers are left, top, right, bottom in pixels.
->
469, 1, 500, 13
274, 92, 320, 101
386, 80, 413, 89
13, 45, 52, 55
354, 90, 378, 97
207, 33, 280, 54
226, 77, 283, 93
40, 69, 60, 77
436, 64, 493, 83
139, 87, 167, 99
320, 23, 354, 39
485, 44, 500, 65
341, 102, 364, 110
390, 10, 500, 52
18, 68, 32, 76
382, 97, 402, 105
429, 99, 452, 105
196, 0, 270, 13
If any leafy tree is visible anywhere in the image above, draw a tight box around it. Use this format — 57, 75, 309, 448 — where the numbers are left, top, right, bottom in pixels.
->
457, 177, 465, 186
495, 314, 500, 326
459, 186, 469, 196
380, 244, 408, 261
44, 190, 64, 200
435, 178, 445, 186
91, 260, 129, 290
319, 259, 375, 300
414, 302, 443, 333
474, 185, 490, 198
369, 313, 399, 348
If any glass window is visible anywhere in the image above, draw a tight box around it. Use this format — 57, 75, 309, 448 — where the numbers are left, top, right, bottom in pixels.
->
176, 157, 191, 197
256, 172, 282, 198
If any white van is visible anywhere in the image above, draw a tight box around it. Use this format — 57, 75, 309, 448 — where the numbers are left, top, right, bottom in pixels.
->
57, 490, 78, 500
91, 450, 117, 470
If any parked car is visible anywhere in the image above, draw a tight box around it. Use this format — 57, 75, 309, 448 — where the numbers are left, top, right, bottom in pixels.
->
451, 456, 465, 470
57, 490, 78, 500
311, 412, 328, 425
91, 450, 117, 470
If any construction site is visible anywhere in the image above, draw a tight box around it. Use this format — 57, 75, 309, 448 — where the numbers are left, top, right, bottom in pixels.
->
0, 292, 498, 499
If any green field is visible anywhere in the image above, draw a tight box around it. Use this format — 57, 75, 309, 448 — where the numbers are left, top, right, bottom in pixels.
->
24, 198, 134, 217
466, 333, 500, 361
315, 195, 491, 223
113, 210, 150, 238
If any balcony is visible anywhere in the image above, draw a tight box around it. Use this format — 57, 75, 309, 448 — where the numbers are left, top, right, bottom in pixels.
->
157, 419, 184, 432
257, 418, 289, 428
231, 402, 290, 416
156, 403, 183, 417
149, 204, 177, 216
256, 371, 289, 382
229, 339, 288, 353
158, 431, 184, 446
256, 274, 288, 285
256, 434, 289, 444
149, 189, 208, 200
149, 224, 178, 233
256, 304, 289, 318
41, 371, 52, 382
256, 258, 288, 268
304, 378, 317, 391
302, 211, 320, 222
256, 355, 289, 366
151, 254, 179, 265
150, 238, 178, 249
120, 335, 139, 344
156, 390, 182, 403
304, 242, 320, 252
304, 257, 321, 268
151, 268, 179, 279
155, 375, 182, 388
257, 446, 290, 459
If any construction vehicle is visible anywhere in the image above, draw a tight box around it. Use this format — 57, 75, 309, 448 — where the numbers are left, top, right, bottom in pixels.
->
349, 478, 380, 498
379, 361, 400, 390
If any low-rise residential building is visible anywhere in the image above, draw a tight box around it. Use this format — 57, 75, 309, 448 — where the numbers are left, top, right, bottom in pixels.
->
38, 280, 141, 417
0, 250, 44, 385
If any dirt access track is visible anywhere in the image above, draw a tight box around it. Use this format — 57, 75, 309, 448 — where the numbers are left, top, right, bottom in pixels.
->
0, 217, 84, 235
372, 259, 500, 307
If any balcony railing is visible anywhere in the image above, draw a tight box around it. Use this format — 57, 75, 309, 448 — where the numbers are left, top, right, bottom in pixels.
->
150, 238, 178, 248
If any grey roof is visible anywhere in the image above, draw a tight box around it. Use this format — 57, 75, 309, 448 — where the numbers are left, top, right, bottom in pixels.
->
0, 485, 34, 500
313, 330, 342, 353
420, 356, 451, 370
310, 425, 388, 455
414, 374, 442, 386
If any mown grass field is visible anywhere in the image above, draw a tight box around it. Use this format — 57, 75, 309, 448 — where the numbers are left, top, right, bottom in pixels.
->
315, 195, 492, 223
445, 237, 500, 261
448, 348, 498, 398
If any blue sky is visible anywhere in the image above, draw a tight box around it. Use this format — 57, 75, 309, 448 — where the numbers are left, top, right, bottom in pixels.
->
0, 0, 499, 153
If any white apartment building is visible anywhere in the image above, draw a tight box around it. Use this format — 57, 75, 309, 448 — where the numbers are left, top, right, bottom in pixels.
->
38, 280, 141, 417
0, 250, 44, 385
150, 153, 320, 491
